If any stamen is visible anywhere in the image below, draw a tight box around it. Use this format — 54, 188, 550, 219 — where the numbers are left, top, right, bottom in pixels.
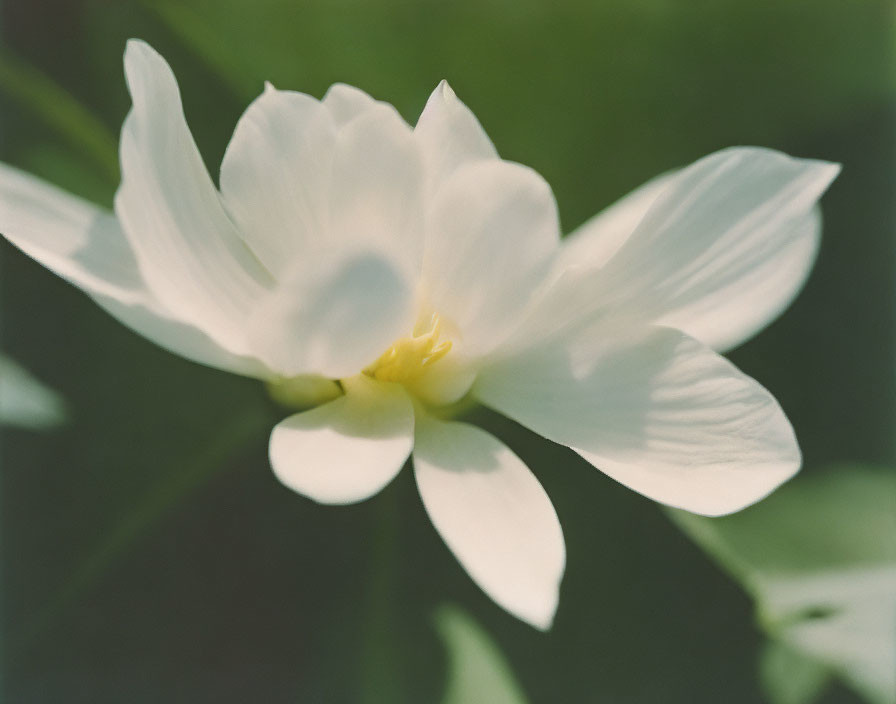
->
364, 314, 452, 383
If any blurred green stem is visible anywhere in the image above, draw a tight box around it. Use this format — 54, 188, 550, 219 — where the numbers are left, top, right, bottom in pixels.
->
359, 481, 405, 704
10, 405, 271, 665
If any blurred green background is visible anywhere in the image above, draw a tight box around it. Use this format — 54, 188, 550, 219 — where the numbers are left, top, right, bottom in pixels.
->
1, 0, 894, 702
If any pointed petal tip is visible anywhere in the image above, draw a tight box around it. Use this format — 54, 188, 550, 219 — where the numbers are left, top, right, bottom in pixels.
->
263, 80, 277, 93
482, 561, 562, 633
124, 37, 149, 54
794, 155, 841, 194
718, 145, 842, 189
685, 466, 802, 518
500, 547, 564, 631
818, 159, 842, 186
526, 548, 565, 631
123, 37, 158, 67
525, 596, 560, 632
437, 79, 455, 97
122, 38, 173, 100
413, 419, 566, 632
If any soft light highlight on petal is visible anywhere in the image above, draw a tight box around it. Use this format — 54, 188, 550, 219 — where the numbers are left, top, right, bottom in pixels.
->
220, 85, 336, 279
521, 148, 838, 354
424, 160, 560, 355
586, 147, 839, 351
415, 80, 498, 189
476, 326, 800, 516
0, 163, 265, 376
413, 416, 565, 629
555, 170, 675, 274
322, 83, 381, 127
654, 207, 823, 352
327, 104, 426, 275
116, 39, 272, 356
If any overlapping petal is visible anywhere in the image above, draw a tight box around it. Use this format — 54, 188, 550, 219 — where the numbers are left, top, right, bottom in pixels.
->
322, 83, 382, 127
554, 170, 675, 274
415, 80, 498, 189
476, 325, 800, 516
0, 162, 265, 376
269, 376, 414, 504
413, 416, 565, 629
248, 253, 416, 379
523, 148, 837, 353
220, 85, 337, 279
116, 40, 272, 356
654, 207, 823, 352
327, 103, 427, 275
423, 159, 560, 355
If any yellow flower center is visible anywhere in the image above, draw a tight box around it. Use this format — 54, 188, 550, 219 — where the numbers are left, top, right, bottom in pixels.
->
363, 313, 452, 383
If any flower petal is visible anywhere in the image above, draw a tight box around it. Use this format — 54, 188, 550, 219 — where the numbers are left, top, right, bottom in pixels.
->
476, 325, 800, 516
1, 163, 143, 302
269, 376, 414, 504
577, 147, 838, 352
115, 40, 272, 356
654, 207, 822, 353
248, 253, 416, 379
554, 170, 675, 274
424, 160, 560, 355
322, 83, 381, 127
413, 416, 565, 629
220, 85, 337, 279
414, 80, 498, 188
0, 162, 265, 376
327, 102, 426, 276
407, 352, 478, 407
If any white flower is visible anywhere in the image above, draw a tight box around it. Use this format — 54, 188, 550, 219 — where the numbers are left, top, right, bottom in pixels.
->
0, 40, 838, 630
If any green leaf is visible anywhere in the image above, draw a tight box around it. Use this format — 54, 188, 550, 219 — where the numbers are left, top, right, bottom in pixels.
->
0, 355, 66, 430
760, 640, 831, 704
435, 605, 529, 704
670, 465, 896, 704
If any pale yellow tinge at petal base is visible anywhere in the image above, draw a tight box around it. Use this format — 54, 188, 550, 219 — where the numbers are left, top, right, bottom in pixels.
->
364, 313, 452, 383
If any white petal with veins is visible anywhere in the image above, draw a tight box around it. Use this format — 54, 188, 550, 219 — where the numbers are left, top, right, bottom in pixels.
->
518, 148, 837, 353
477, 325, 800, 516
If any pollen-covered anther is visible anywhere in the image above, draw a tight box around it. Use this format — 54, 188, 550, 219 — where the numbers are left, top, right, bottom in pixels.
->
364, 314, 452, 383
